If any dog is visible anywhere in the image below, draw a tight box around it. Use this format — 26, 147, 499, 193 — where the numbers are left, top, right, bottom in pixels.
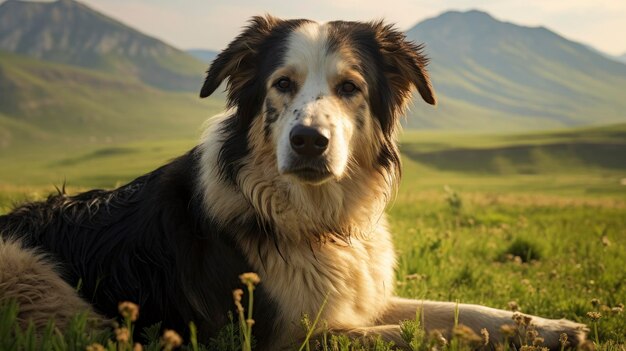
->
0, 15, 586, 350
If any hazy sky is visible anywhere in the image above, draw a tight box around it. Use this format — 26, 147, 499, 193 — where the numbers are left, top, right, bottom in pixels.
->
16, 0, 626, 55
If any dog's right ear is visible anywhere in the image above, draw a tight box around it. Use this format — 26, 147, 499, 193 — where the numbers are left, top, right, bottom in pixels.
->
199, 15, 281, 102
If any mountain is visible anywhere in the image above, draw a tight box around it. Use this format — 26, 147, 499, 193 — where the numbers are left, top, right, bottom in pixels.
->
0, 50, 223, 150
583, 44, 621, 62
2, 2, 625, 135
0, 0, 207, 91
405, 10, 626, 131
187, 49, 219, 64
617, 53, 626, 64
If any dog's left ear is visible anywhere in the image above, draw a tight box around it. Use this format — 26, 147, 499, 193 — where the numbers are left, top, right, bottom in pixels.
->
199, 15, 282, 100
374, 22, 436, 107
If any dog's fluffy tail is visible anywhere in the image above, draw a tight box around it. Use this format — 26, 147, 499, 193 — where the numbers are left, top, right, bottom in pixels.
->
0, 238, 102, 331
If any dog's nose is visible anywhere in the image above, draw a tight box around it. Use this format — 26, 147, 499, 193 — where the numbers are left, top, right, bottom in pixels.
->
289, 125, 329, 157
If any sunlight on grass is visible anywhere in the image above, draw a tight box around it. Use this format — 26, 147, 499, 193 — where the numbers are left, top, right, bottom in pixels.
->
0, 127, 624, 349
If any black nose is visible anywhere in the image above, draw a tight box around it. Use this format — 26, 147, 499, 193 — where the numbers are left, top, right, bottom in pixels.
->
289, 125, 329, 157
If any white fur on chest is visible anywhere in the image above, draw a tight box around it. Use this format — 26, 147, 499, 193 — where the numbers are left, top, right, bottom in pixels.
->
199, 114, 397, 340
240, 223, 396, 334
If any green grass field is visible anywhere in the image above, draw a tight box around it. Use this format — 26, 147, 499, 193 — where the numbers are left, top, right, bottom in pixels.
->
0, 124, 625, 350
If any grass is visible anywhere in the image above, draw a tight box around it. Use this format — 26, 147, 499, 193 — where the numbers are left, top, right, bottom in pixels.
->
390, 189, 625, 341
0, 125, 625, 349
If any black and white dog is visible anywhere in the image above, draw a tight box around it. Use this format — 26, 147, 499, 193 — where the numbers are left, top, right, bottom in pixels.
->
0, 16, 585, 350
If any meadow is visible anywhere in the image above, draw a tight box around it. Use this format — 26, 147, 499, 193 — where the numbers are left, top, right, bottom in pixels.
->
0, 124, 624, 350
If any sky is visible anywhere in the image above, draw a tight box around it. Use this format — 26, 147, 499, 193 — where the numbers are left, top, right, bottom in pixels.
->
13, 0, 626, 56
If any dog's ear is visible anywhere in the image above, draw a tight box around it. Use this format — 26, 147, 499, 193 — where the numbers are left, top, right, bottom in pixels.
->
373, 22, 436, 107
199, 15, 282, 100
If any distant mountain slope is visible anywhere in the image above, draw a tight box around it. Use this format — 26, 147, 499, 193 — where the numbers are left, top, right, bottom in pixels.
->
618, 53, 626, 64
405, 10, 626, 131
0, 0, 207, 91
0, 51, 223, 149
2, 2, 625, 133
187, 49, 218, 64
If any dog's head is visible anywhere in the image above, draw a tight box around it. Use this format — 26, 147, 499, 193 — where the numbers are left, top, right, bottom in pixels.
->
201, 16, 435, 187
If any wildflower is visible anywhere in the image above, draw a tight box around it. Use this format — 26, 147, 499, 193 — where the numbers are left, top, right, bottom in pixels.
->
161, 329, 183, 350
500, 324, 517, 337
86, 344, 105, 351
452, 324, 482, 345
533, 337, 545, 346
520, 345, 536, 351
240, 272, 261, 285
526, 327, 539, 343
429, 329, 448, 347
233, 289, 243, 303
513, 312, 531, 327
507, 301, 519, 312
115, 327, 130, 344
233, 289, 245, 313
301, 313, 312, 331
586, 311, 602, 321
480, 328, 489, 346
524, 315, 533, 326
118, 301, 139, 322
133, 343, 143, 351
590, 299, 600, 308
611, 306, 623, 314
558, 333, 569, 348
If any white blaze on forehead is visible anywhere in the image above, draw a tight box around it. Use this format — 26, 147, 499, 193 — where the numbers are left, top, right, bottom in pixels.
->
284, 21, 353, 82
284, 21, 329, 74
282, 22, 358, 93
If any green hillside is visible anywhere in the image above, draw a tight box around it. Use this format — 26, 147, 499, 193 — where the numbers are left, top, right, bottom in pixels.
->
401, 123, 626, 174
396, 123, 626, 197
405, 10, 626, 131
1, 122, 624, 197
0, 0, 207, 91
0, 51, 223, 150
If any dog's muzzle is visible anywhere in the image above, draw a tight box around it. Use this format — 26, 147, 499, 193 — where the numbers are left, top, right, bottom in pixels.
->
285, 125, 333, 184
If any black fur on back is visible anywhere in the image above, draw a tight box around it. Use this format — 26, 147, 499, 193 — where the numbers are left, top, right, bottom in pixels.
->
0, 147, 278, 346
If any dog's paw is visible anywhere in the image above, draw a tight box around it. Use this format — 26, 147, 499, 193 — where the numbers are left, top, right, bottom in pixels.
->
536, 318, 588, 350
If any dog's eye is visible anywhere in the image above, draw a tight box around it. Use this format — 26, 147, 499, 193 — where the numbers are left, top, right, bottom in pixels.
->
274, 77, 292, 92
338, 82, 358, 96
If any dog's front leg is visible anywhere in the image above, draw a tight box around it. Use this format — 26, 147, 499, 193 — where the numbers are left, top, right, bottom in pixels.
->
378, 297, 587, 350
